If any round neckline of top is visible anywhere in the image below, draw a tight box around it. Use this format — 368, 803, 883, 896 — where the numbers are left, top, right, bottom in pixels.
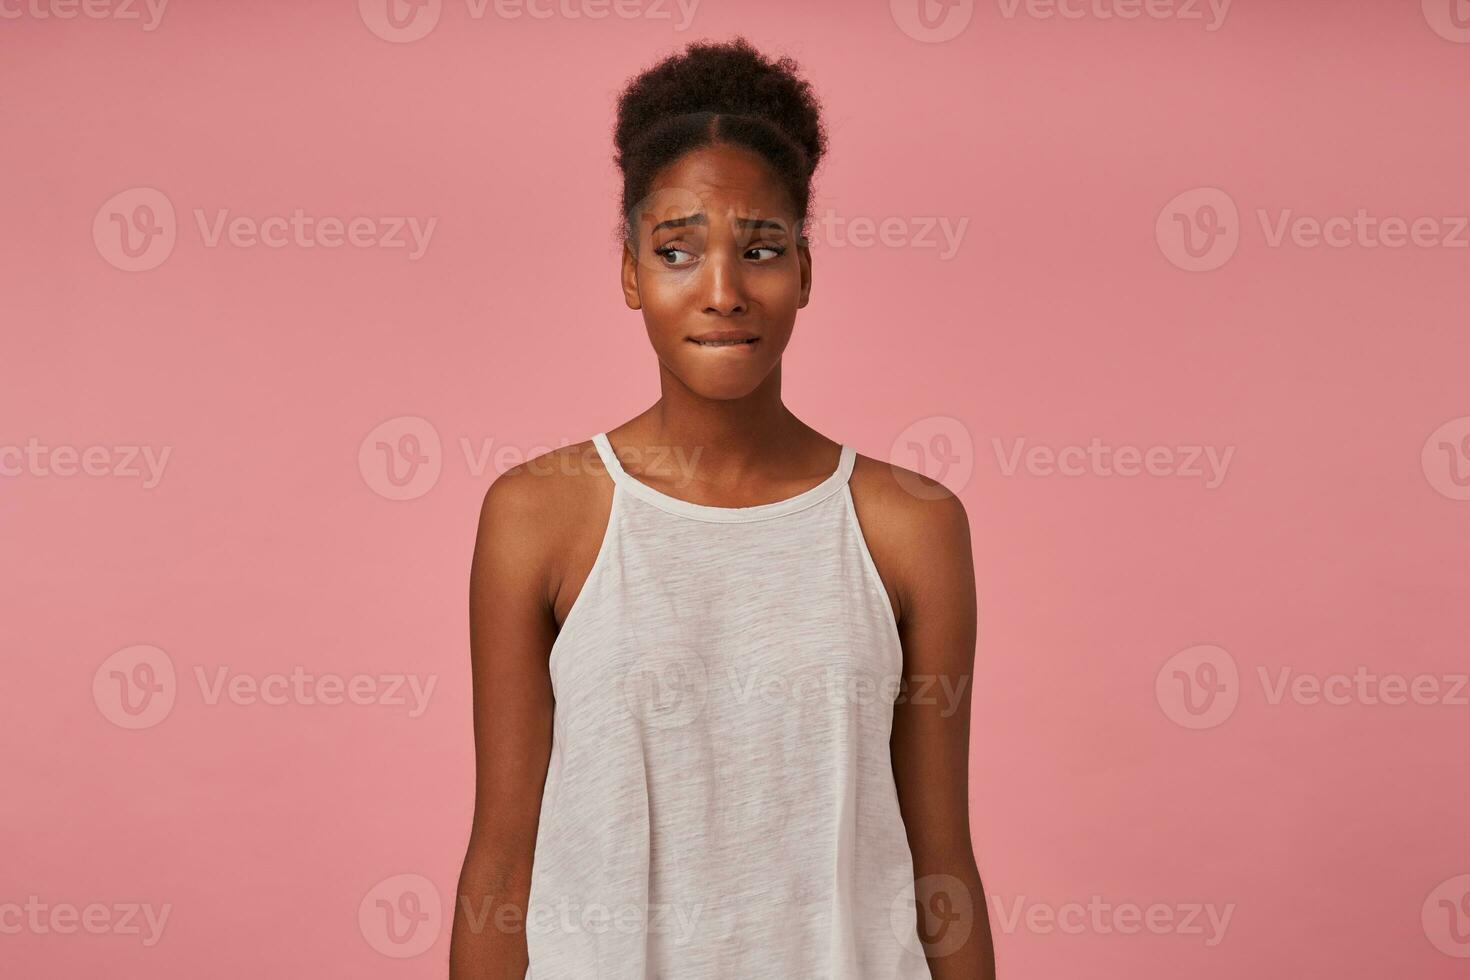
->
592, 432, 856, 523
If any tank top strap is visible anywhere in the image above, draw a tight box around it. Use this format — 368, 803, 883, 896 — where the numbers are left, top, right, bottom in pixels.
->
590, 431, 627, 489
835, 442, 857, 484
594, 433, 854, 486
590, 432, 856, 523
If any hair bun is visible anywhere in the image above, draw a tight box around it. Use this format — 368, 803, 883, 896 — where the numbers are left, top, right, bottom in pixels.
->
612, 37, 828, 243
614, 36, 826, 178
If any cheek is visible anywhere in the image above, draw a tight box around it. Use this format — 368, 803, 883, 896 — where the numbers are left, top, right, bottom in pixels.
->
641, 293, 693, 350
752, 256, 808, 309
636, 259, 803, 331
638, 270, 695, 317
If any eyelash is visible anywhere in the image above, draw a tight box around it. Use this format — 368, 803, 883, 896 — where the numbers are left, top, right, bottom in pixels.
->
654, 245, 787, 264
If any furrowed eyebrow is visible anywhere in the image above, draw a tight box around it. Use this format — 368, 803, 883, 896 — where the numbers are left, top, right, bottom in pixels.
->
651, 213, 708, 234
649, 214, 791, 235
733, 217, 789, 234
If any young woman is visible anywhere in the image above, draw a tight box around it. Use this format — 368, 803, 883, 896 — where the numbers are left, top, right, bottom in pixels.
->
450, 37, 995, 980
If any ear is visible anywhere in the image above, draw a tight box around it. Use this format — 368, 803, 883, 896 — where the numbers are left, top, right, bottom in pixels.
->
620, 240, 642, 310
796, 241, 813, 309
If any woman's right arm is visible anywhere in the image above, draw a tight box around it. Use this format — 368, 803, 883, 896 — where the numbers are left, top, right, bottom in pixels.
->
449, 467, 560, 979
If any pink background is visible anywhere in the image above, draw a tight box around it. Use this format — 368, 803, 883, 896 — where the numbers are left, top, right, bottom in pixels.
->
4, 0, 1469, 976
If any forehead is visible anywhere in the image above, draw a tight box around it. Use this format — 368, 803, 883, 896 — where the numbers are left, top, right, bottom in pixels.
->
644, 143, 797, 224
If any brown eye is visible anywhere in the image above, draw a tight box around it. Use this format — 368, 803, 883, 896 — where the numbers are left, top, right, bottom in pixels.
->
654, 246, 695, 267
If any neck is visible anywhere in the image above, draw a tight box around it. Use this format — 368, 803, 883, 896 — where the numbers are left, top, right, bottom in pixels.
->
632, 360, 816, 471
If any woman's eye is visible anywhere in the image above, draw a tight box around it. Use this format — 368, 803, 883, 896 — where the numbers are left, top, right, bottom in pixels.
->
654, 246, 695, 267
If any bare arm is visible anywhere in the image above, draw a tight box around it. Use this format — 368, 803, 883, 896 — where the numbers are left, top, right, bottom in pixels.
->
857, 462, 997, 979
449, 468, 559, 979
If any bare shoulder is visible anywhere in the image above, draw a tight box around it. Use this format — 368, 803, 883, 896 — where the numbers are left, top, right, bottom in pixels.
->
477, 440, 607, 528
848, 452, 971, 537
847, 451, 974, 626
473, 440, 613, 609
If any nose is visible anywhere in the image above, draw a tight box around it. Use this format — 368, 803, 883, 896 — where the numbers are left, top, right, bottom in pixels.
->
701, 247, 747, 317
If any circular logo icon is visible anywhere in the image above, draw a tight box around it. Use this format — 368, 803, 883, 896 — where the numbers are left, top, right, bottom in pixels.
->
359, 873, 442, 958
1423, 874, 1470, 957
1156, 644, 1239, 729
890, 0, 975, 43
1422, 416, 1470, 501
891, 873, 974, 959
624, 185, 711, 273
889, 415, 974, 500
1156, 187, 1240, 272
623, 650, 708, 730
1423, 0, 1470, 43
93, 187, 176, 272
359, 416, 442, 501
93, 644, 177, 730
359, 0, 442, 43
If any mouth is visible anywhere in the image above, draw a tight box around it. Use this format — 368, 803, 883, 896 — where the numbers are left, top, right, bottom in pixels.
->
687, 331, 760, 349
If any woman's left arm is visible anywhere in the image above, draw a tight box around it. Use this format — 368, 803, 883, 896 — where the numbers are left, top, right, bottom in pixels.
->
871, 472, 996, 979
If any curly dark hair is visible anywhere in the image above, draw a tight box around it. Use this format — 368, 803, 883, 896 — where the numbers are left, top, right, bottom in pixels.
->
613, 36, 828, 247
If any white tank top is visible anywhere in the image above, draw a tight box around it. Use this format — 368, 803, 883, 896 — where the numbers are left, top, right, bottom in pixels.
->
525, 432, 930, 979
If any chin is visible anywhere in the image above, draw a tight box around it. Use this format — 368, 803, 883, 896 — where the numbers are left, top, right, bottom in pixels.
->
670, 358, 773, 400
685, 372, 767, 400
